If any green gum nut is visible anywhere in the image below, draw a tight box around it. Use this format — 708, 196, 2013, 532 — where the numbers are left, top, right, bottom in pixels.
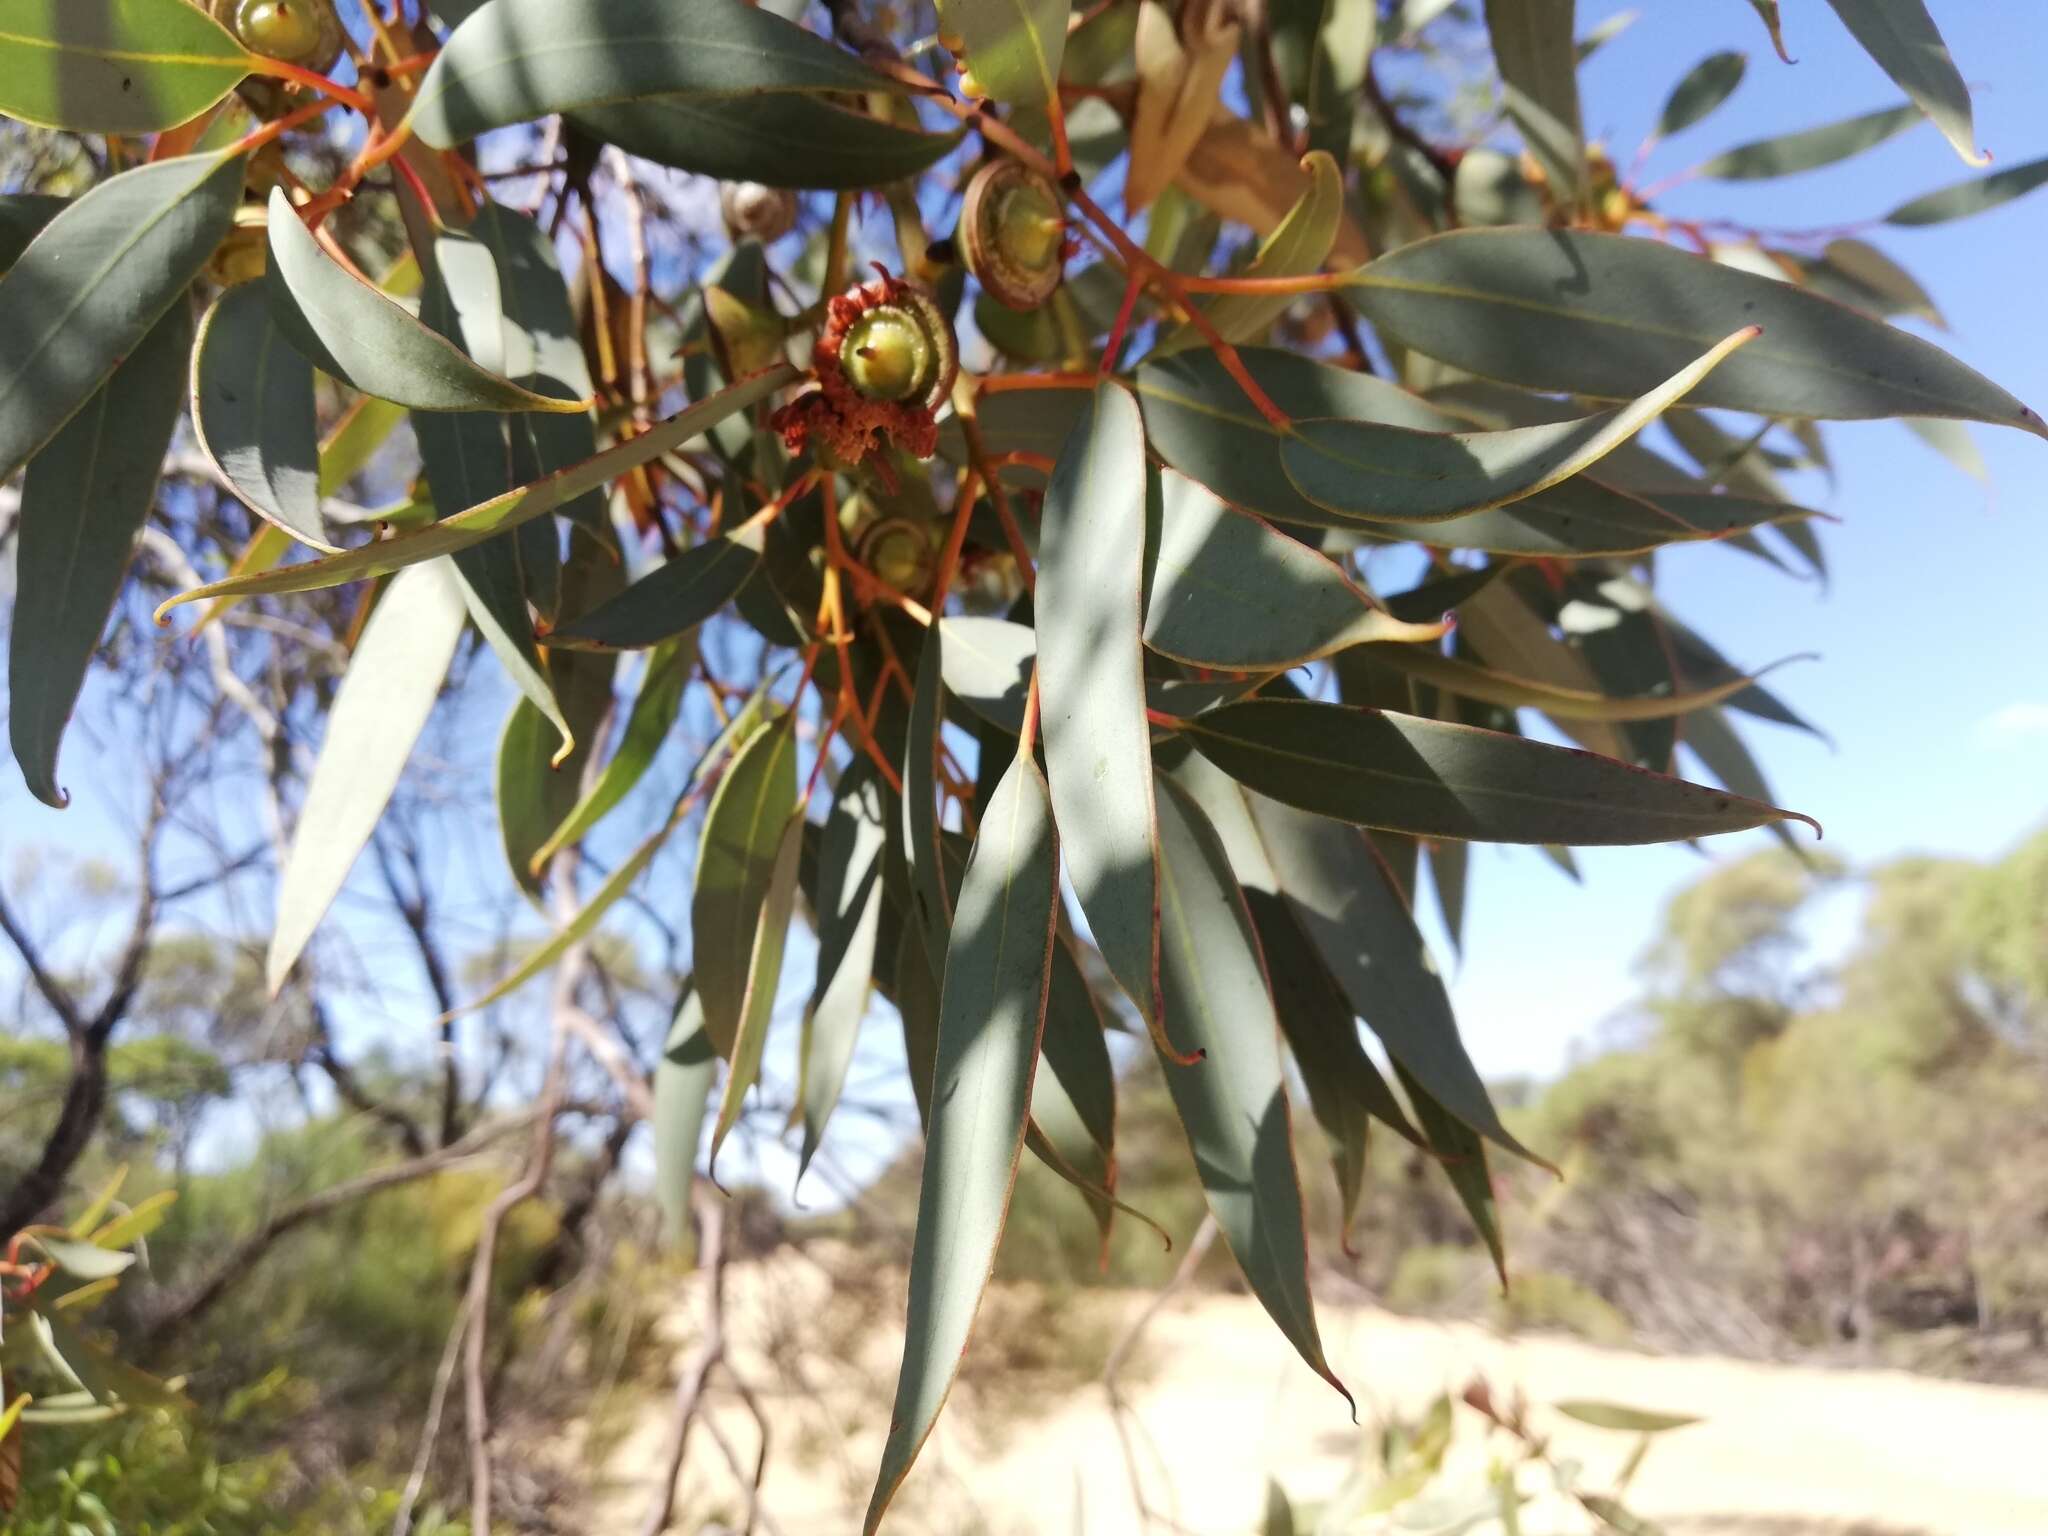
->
962, 159, 1066, 311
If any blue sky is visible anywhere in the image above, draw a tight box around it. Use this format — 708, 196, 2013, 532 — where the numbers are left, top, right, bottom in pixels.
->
1435, 3, 2048, 1077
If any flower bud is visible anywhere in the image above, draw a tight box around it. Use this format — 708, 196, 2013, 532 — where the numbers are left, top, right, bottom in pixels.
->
214, 0, 343, 71
720, 181, 799, 243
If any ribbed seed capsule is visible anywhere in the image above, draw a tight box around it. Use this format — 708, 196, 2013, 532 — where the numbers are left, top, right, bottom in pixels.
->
838, 285, 956, 412
960, 160, 1066, 311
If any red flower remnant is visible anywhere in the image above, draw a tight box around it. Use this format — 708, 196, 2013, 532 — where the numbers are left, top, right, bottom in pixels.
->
774, 265, 958, 472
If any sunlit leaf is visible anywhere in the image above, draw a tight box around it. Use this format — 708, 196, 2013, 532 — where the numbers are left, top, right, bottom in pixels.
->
413, 0, 900, 147
532, 637, 697, 870
1483, 0, 1585, 207
0, 0, 254, 134
265, 189, 582, 416
1398, 1061, 1507, 1283
798, 760, 889, 1179
1155, 148, 1343, 355
1281, 327, 1758, 523
1151, 775, 1350, 1403
192, 281, 334, 551
1038, 385, 1172, 1049
1372, 644, 1776, 722
692, 716, 797, 1057
9, 301, 188, 808
1180, 698, 1818, 845
1144, 470, 1448, 668
0, 151, 244, 485
1821, 0, 1982, 165
1347, 229, 2047, 434
267, 562, 470, 990
865, 753, 1060, 1534
1556, 1400, 1702, 1434
901, 624, 953, 982
155, 364, 796, 612
653, 987, 716, 1249
709, 810, 805, 1168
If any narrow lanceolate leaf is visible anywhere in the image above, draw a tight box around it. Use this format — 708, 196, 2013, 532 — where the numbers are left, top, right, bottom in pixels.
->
1822, 0, 1983, 165
1743, 0, 1793, 65
191, 282, 334, 551
1137, 349, 1783, 555
1556, 1401, 1701, 1434
1281, 328, 1759, 523
1372, 645, 1775, 722
575, 95, 964, 189
1155, 149, 1343, 355
653, 988, 717, 1249
532, 636, 697, 870
267, 562, 468, 991
1696, 100, 1922, 180
1348, 229, 2047, 434
264, 190, 583, 416
9, 302, 189, 808
0, 0, 255, 134
1886, 156, 2048, 227
1180, 699, 1818, 845
545, 530, 762, 650
155, 364, 797, 613
412, 0, 902, 147
864, 754, 1060, 1534
1397, 1062, 1506, 1284
1144, 471, 1447, 668
1151, 775, 1350, 1404
1039, 385, 1175, 1052
692, 716, 798, 1056
1245, 792, 1536, 1163
936, 0, 1066, 107
0, 151, 245, 484
938, 616, 1037, 735
709, 812, 804, 1169
798, 761, 889, 1178
1483, 0, 1586, 207
1655, 51, 1745, 141
1029, 936, 1120, 1246
902, 624, 954, 982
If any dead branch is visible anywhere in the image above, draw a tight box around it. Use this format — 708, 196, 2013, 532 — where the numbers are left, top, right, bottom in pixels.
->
638, 1186, 731, 1536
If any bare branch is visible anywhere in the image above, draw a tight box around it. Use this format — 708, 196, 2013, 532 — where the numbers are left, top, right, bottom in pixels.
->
639, 1186, 730, 1536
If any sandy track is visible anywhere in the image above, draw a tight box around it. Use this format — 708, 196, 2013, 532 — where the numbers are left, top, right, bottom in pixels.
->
593, 1260, 2048, 1534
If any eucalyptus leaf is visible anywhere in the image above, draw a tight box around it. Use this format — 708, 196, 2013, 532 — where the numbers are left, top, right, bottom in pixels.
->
798, 761, 889, 1179
266, 562, 470, 991
192, 281, 333, 551
691, 716, 797, 1057
576, 94, 964, 190
1695, 100, 1921, 180
1821, 0, 1982, 165
9, 300, 188, 808
1886, 155, 2048, 227
545, 530, 762, 651
0, 0, 254, 134
865, 753, 1059, 1534
709, 810, 804, 1167
413, 0, 899, 146
653, 988, 717, 1248
1155, 149, 1342, 355
1656, 50, 1746, 140
1348, 229, 2047, 434
1483, 0, 1585, 207
0, 151, 245, 485
936, 0, 1067, 108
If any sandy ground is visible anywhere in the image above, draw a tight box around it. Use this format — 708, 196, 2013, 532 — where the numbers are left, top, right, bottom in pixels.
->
589, 1255, 2048, 1535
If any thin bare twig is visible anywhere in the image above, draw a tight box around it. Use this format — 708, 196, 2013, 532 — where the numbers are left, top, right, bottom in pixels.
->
638, 1188, 731, 1536
1102, 1213, 1219, 1533
390, 1291, 475, 1536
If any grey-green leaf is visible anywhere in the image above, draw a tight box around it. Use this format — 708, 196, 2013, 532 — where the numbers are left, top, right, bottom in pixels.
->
865, 753, 1059, 1534
1695, 100, 1922, 180
1144, 470, 1447, 667
653, 987, 717, 1248
545, 530, 762, 650
1656, 51, 1745, 140
1039, 385, 1171, 1050
1483, 0, 1585, 207
1822, 0, 1982, 166
1555, 1400, 1702, 1434
0, 151, 245, 485
192, 281, 334, 551
1151, 775, 1350, 1404
0, 0, 255, 135
532, 636, 697, 869
1244, 792, 1535, 1162
574, 95, 965, 190
156, 363, 797, 612
1348, 229, 2046, 434
799, 761, 889, 1179
1886, 155, 2048, 227
265, 189, 584, 415
1280, 328, 1757, 523
709, 809, 805, 1168
1180, 698, 1818, 845
691, 716, 798, 1056
9, 300, 189, 808
266, 561, 469, 991
412, 0, 900, 147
